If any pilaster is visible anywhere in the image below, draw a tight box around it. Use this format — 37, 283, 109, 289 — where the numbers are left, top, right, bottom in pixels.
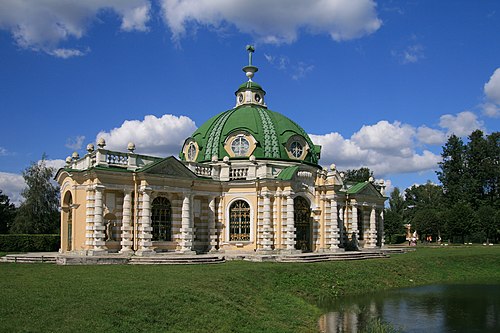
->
89, 185, 107, 255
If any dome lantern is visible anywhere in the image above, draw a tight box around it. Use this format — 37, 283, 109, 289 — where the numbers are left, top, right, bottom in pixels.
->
235, 45, 266, 108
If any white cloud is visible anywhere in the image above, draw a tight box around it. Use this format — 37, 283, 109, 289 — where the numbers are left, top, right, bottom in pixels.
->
65, 135, 86, 150
0, 0, 151, 56
392, 44, 425, 64
482, 68, 500, 117
160, 0, 382, 44
438, 111, 484, 137
0, 147, 8, 156
48, 48, 88, 59
310, 120, 442, 177
351, 120, 415, 156
416, 126, 446, 145
482, 103, 500, 118
0, 172, 25, 206
484, 68, 500, 104
43, 159, 66, 171
96, 114, 197, 157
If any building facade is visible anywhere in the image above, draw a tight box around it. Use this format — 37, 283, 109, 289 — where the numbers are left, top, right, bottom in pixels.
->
56, 48, 386, 256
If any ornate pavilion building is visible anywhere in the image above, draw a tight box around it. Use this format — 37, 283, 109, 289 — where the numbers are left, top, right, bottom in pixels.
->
56, 47, 386, 257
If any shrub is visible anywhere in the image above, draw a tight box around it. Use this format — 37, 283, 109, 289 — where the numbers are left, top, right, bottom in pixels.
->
0, 234, 60, 252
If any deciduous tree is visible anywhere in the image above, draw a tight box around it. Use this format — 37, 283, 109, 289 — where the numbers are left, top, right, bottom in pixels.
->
10, 156, 60, 234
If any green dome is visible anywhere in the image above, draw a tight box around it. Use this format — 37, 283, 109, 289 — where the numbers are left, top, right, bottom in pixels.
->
180, 105, 321, 166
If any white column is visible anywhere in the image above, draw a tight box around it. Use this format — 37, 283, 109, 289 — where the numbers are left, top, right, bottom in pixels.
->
379, 209, 385, 247
259, 191, 273, 251
85, 186, 94, 250
208, 196, 218, 252
350, 201, 359, 240
329, 198, 340, 250
91, 185, 107, 255
363, 206, 377, 249
283, 191, 296, 251
119, 189, 133, 254
179, 193, 195, 253
136, 187, 154, 256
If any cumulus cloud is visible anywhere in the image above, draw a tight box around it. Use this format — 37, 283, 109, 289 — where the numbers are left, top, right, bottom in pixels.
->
351, 121, 415, 156
310, 120, 442, 177
96, 114, 197, 157
0, 147, 8, 156
438, 111, 484, 137
160, 0, 382, 44
0, 0, 151, 56
0, 172, 25, 206
416, 126, 447, 145
65, 135, 86, 150
482, 68, 500, 117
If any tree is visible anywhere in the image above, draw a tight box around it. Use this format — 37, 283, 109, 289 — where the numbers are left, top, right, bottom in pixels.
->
384, 187, 406, 243
0, 190, 16, 233
437, 134, 466, 204
10, 156, 60, 234
343, 167, 373, 183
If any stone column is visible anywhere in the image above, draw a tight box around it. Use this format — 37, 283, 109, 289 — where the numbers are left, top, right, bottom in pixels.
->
259, 191, 273, 251
207, 196, 218, 252
379, 209, 385, 247
85, 186, 94, 250
366, 206, 377, 249
119, 189, 134, 254
179, 193, 195, 253
90, 185, 107, 255
136, 187, 154, 256
328, 197, 340, 250
350, 201, 359, 240
283, 191, 296, 251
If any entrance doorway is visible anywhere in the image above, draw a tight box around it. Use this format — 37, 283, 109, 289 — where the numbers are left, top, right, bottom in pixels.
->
294, 196, 312, 252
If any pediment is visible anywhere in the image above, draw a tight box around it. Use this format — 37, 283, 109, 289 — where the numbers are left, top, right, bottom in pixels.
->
140, 156, 197, 179
347, 182, 384, 199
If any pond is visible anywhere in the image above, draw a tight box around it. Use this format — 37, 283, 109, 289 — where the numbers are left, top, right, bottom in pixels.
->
319, 284, 500, 333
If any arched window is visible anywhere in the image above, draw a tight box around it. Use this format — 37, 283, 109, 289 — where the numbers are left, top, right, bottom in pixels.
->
229, 200, 251, 241
151, 197, 172, 241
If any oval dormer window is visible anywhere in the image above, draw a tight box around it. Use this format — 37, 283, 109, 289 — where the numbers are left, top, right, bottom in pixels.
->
290, 141, 303, 158
187, 142, 197, 161
231, 135, 250, 156
255, 93, 261, 103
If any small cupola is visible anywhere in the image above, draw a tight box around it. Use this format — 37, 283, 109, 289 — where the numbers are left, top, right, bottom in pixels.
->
235, 45, 267, 108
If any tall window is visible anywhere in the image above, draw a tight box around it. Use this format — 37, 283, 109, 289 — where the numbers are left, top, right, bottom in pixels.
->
151, 197, 172, 241
229, 200, 251, 241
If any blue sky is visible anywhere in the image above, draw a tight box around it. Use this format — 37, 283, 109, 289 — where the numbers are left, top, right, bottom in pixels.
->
1, 0, 499, 205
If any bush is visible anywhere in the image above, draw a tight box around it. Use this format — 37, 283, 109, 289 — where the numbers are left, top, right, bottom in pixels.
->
0, 234, 60, 252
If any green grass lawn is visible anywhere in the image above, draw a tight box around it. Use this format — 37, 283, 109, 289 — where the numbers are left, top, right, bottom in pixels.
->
1, 246, 499, 332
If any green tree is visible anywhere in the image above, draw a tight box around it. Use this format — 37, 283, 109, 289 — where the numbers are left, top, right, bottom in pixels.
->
465, 130, 489, 208
384, 187, 406, 243
442, 202, 475, 243
437, 134, 466, 204
343, 167, 373, 183
10, 156, 60, 234
0, 190, 16, 233
475, 206, 500, 244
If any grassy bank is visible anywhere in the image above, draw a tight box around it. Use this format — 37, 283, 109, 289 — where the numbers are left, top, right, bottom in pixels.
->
1, 247, 499, 332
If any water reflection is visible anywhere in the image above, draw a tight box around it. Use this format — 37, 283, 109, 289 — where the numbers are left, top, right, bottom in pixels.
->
319, 284, 500, 333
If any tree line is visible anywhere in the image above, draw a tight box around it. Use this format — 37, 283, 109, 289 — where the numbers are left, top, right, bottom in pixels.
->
385, 130, 500, 244
0, 156, 59, 234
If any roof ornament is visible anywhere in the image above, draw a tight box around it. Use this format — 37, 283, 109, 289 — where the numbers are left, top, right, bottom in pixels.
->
243, 45, 258, 82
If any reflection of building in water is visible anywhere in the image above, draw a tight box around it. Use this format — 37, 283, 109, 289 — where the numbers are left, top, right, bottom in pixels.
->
56, 47, 386, 256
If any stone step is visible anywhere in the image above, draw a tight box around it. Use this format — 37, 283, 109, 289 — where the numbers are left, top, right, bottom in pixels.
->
278, 252, 389, 263
128, 255, 225, 265
2, 255, 57, 264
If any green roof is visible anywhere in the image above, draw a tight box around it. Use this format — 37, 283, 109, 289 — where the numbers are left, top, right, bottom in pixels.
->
180, 105, 320, 165
277, 166, 299, 180
347, 182, 369, 194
